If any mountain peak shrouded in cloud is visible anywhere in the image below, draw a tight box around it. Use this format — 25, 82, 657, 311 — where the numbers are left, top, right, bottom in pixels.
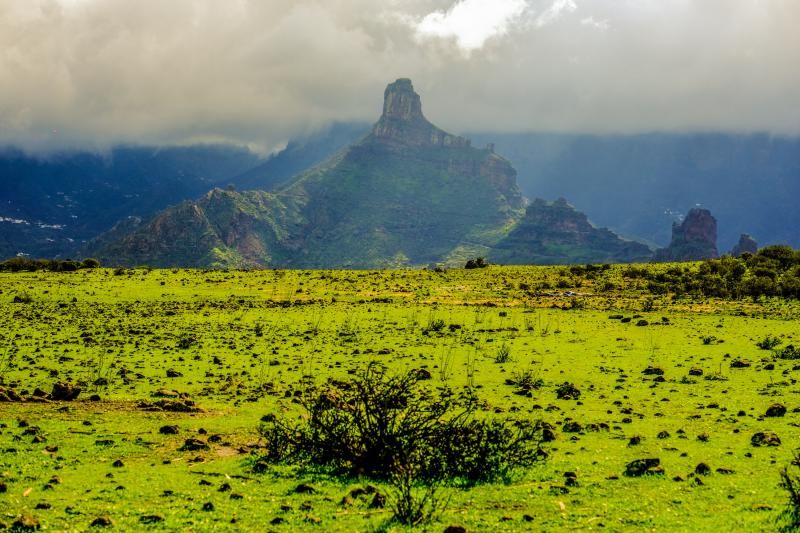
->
0, 0, 798, 153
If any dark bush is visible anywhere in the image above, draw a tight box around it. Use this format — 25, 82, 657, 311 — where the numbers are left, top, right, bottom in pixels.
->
257, 363, 546, 484
464, 257, 488, 270
778, 450, 800, 532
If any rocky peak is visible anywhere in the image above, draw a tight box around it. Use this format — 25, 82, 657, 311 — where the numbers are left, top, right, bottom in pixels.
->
381, 78, 423, 121
731, 233, 758, 256
371, 78, 468, 148
655, 207, 719, 261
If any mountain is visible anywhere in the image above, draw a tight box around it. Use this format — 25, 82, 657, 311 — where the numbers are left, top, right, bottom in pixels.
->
472, 132, 800, 250
654, 208, 719, 261
0, 145, 261, 258
491, 198, 652, 265
90, 79, 531, 268
231, 122, 369, 191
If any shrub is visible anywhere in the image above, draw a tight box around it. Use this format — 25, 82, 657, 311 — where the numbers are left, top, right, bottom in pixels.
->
257, 363, 546, 484
464, 257, 488, 269
778, 450, 800, 532
756, 335, 782, 350
494, 344, 511, 363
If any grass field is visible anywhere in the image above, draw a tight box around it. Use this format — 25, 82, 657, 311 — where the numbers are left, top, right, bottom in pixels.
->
1, 265, 798, 531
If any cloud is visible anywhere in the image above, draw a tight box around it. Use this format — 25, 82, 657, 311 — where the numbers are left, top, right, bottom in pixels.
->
0, 0, 798, 153
580, 16, 609, 31
413, 0, 529, 54
535, 0, 577, 27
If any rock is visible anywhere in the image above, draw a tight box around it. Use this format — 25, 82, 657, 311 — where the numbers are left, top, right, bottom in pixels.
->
415, 368, 432, 380
655, 208, 719, 262
642, 366, 665, 376
624, 458, 664, 477
294, 483, 316, 494
202, 502, 214, 512
751, 432, 781, 447
166, 369, 183, 378
90, 516, 114, 527
178, 438, 209, 452
562, 421, 583, 433
369, 492, 386, 509
159, 425, 180, 435
695, 463, 712, 475
657, 431, 671, 439
688, 368, 703, 376
731, 234, 758, 256
716, 468, 735, 474
112, 459, 124, 468
270, 517, 286, 525
730, 359, 751, 368
443, 526, 467, 533
12, 514, 40, 531
765, 404, 787, 417
139, 515, 164, 524
50, 382, 81, 401
556, 382, 581, 400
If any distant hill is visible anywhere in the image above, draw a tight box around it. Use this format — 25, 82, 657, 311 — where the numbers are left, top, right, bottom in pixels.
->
0, 145, 261, 258
491, 198, 652, 265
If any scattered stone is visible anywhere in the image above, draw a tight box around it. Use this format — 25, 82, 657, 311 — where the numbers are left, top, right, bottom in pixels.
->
369, 492, 386, 509
12, 514, 40, 531
624, 458, 664, 477
179, 438, 209, 452
50, 382, 81, 401
556, 382, 581, 400
751, 432, 781, 447
294, 483, 316, 494
765, 404, 787, 418
695, 463, 711, 475
90, 516, 114, 528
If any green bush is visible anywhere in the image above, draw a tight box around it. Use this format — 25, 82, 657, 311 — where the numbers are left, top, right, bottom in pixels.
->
257, 363, 547, 484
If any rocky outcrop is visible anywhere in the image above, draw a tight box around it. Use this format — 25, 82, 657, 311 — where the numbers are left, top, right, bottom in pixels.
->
490, 198, 653, 265
731, 233, 758, 256
655, 208, 719, 261
371, 78, 469, 149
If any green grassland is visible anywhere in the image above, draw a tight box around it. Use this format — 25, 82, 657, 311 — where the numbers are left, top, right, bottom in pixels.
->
1, 265, 799, 531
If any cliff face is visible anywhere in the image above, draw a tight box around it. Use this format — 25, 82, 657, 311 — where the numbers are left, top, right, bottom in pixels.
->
655, 208, 719, 261
371, 78, 469, 149
490, 198, 653, 265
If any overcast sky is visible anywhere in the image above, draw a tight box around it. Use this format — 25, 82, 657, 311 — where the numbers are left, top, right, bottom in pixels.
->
1, 0, 798, 153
